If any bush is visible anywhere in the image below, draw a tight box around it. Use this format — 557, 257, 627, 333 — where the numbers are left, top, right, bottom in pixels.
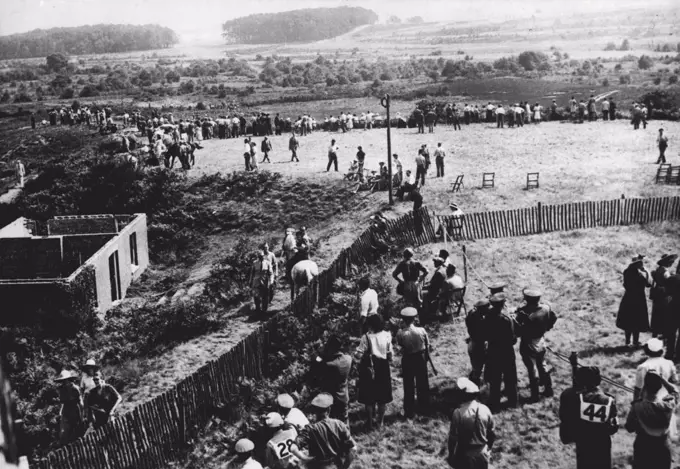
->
620, 39, 631, 51
196, 101, 206, 110
59, 87, 74, 99
620, 74, 631, 84
604, 42, 617, 51
654, 77, 662, 85
13, 92, 32, 103
518, 50, 549, 71
614, 63, 622, 71
602, 78, 610, 86
79, 84, 100, 97
46, 53, 68, 72
204, 237, 256, 308
670, 75, 679, 85
638, 55, 654, 70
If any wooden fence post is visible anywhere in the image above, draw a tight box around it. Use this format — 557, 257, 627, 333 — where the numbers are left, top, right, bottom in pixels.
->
462, 245, 468, 283
537, 202, 542, 234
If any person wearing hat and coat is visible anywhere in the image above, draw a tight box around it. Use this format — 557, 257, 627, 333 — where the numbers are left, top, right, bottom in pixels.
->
291, 393, 355, 469
80, 359, 99, 393
276, 394, 310, 431
56, 370, 86, 444
559, 366, 618, 469
393, 248, 429, 309
664, 270, 680, 362
314, 336, 352, 424
650, 254, 677, 337
466, 299, 490, 385
423, 257, 447, 320
228, 438, 263, 469
447, 377, 495, 469
264, 412, 300, 469
515, 289, 558, 402
625, 370, 679, 469
484, 293, 518, 412
396, 307, 432, 418
616, 255, 652, 347
634, 338, 677, 401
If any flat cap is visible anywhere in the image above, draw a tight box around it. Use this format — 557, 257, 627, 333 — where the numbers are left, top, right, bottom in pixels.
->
474, 299, 490, 308
433, 257, 445, 265
488, 282, 506, 294
311, 393, 334, 409
456, 377, 480, 394
523, 289, 542, 299
265, 412, 284, 429
646, 338, 664, 354
276, 393, 295, 409
438, 249, 450, 259
489, 292, 507, 304
404, 248, 414, 257
235, 438, 255, 453
400, 307, 418, 318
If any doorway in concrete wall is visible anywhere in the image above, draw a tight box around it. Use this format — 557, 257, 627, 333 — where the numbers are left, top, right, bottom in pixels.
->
108, 251, 121, 301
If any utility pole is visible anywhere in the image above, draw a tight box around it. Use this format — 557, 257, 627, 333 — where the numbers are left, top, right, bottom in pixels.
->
380, 94, 393, 205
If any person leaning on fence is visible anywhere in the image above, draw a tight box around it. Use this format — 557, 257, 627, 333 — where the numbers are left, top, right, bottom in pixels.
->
625, 370, 679, 469
84, 370, 121, 430
447, 378, 495, 469
393, 248, 429, 309
290, 393, 356, 469
466, 299, 489, 385
264, 412, 300, 469
56, 370, 86, 444
616, 255, 652, 347
515, 289, 557, 402
276, 393, 310, 431
396, 307, 432, 418
559, 366, 618, 469
228, 438, 263, 469
355, 314, 393, 431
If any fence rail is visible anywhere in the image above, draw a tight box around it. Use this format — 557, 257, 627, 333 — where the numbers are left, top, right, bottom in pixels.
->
438, 196, 680, 241
32, 197, 680, 469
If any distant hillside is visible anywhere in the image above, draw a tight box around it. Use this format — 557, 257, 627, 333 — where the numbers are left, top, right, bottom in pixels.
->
0, 24, 179, 59
221, 7, 378, 44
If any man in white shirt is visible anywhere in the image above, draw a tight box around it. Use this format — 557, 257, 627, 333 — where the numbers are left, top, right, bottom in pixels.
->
602, 99, 610, 121
327, 139, 339, 172
634, 338, 678, 400
496, 105, 506, 128
485, 103, 496, 123
358, 277, 379, 333
415, 151, 427, 186
228, 439, 263, 469
15, 160, 25, 188
434, 143, 446, 178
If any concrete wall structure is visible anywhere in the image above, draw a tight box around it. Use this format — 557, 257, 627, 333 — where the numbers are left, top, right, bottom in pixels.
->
0, 213, 149, 324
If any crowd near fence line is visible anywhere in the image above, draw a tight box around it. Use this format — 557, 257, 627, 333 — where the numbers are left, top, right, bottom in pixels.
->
31, 196, 680, 469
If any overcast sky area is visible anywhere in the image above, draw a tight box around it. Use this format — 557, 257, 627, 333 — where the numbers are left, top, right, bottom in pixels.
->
0, 0, 672, 43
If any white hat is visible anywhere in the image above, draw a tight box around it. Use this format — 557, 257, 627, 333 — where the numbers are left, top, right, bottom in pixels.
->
646, 338, 664, 353
55, 370, 75, 382
265, 412, 285, 428
456, 377, 480, 394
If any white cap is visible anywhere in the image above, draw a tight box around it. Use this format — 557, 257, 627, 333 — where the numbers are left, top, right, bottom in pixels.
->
456, 377, 480, 394
646, 338, 664, 353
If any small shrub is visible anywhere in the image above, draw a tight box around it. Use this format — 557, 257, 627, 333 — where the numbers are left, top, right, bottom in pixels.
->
654, 77, 662, 85
60, 87, 74, 99
638, 55, 654, 70
670, 75, 678, 85
619, 74, 631, 84
614, 63, 622, 71
602, 78, 610, 86
196, 101, 206, 110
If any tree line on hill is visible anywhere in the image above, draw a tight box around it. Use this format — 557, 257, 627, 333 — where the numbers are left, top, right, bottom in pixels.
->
221, 7, 378, 44
0, 24, 179, 60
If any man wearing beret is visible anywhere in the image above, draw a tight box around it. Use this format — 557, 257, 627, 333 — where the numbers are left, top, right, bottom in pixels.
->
276, 393, 310, 431
448, 378, 495, 469
264, 412, 300, 469
515, 289, 558, 402
466, 299, 490, 385
228, 438, 264, 469
559, 366, 618, 469
483, 293, 518, 412
291, 393, 355, 469
396, 307, 432, 418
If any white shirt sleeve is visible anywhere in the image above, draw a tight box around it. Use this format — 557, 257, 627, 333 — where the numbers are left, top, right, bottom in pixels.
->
360, 292, 370, 317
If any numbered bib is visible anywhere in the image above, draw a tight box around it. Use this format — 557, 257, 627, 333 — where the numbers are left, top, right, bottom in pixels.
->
579, 394, 612, 423
269, 429, 298, 463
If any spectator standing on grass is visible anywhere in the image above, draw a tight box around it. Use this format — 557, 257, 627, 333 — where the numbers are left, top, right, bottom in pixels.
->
250, 141, 259, 171
559, 366, 618, 469
447, 378, 495, 469
356, 146, 366, 182
550, 100, 558, 121
415, 149, 427, 187
515, 289, 557, 402
243, 139, 252, 171
228, 439, 263, 469
495, 105, 505, 128
626, 370, 679, 469
56, 370, 85, 444
484, 293, 518, 413
393, 248, 428, 309
250, 250, 274, 315
327, 139, 339, 172
634, 339, 678, 402
396, 170, 416, 201
291, 393, 355, 469
264, 413, 299, 469
465, 299, 489, 385
357, 276, 378, 333
650, 254, 676, 337
602, 98, 610, 121
84, 371, 121, 430
411, 186, 423, 212
396, 307, 432, 418
533, 103, 543, 123
289, 133, 299, 162
434, 143, 446, 178
276, 394, 310, 431
79, 359, 99, 393
609, 99, 617, 120
355, 314, 393, 431
315, 336, 352, 424
261, 137, 272, 164
393, 154, 403, 185
616, 255, 652, 347
262, 242, 278, 306
588, 95, 596, 122
657, 129, 669, 164
569, 96, 578, 119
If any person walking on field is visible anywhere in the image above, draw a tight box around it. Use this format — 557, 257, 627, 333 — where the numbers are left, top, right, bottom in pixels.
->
626, 370, 679, 469
396, 307, 432, 418
559, 366, 619, 469
616, 255, 652, 347
434, 143, 446, 178
447, 378, 495, 469
355, 314, 393, 431
261, 136, 272, 163
657, 129, 669, 164
289, 133, 299, 162
327, 139, 339, 172
250, 250, 274, 315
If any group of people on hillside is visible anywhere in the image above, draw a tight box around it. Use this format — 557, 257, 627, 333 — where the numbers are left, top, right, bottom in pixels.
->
56, 360, 121, 445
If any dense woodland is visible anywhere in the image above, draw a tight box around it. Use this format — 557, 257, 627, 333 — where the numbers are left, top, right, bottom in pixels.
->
221, 7, 378, 44
0, 24, 179, 59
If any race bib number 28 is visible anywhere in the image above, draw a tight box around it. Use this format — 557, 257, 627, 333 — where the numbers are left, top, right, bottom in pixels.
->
276, 439, 295, 459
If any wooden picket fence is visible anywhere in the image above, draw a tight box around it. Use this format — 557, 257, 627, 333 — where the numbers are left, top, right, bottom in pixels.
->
437, 196, 680, 241
30, 208, 436, 469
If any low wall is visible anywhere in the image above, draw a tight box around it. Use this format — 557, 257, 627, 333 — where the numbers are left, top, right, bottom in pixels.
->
0, 237, 62, 280
48, 215, 124, 236
61, 234, 115, 277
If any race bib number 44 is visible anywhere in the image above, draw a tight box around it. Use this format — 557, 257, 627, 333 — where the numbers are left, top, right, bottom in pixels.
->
579, 400, 611, 423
